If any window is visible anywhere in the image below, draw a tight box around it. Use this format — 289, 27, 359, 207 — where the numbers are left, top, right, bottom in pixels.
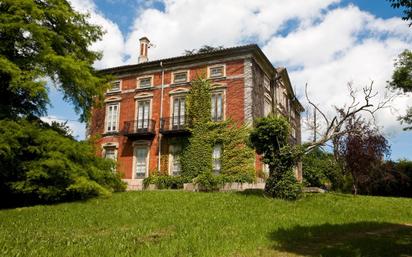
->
173, 71, 188, 83
211, 92, 223, 121
209, 65, 224, 78
172, 96, 186, 127
137, 100, 151, 129
135, 146, 148, 179
291, 127, 296, 138
291, 109, 296, 119
264, 98, 272, 117
108, 80, 121, 92
264, 76, 270, 91
139, 77, 152, 88
212, 144, 222, 173
106, 103, 119, 132
104, 147, 117, 160
169, 145, 182, 176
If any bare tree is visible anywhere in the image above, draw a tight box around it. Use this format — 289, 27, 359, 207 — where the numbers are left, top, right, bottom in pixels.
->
303, 81, 393, 154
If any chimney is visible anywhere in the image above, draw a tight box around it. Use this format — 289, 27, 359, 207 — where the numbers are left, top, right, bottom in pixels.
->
138, 37, 150, 63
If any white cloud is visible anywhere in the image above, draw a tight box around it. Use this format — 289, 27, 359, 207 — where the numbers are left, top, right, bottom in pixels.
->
68, 0, 125, 69
64, 0, 412, 140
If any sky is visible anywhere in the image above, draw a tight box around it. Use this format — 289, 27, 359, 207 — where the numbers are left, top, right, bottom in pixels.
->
45, 0, 412, 160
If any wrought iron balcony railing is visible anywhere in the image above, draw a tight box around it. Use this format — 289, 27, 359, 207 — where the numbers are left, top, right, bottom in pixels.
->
160, 116, 190, 134
123, 119, 156, 137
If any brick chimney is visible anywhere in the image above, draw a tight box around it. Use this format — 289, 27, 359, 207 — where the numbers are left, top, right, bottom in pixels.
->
138, 37, 150, 63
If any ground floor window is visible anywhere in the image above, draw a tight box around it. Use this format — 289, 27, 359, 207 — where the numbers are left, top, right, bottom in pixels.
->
212, 144, 222, 173
104, 147, 117, 161
135, 146, 149, 179
169, 144, 182, 176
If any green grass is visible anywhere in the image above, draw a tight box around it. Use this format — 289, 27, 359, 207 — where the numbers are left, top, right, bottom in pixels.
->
1, 191, 412, 257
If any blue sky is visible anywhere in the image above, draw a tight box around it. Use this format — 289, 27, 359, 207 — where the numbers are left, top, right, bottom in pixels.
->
48, 0, 411, 160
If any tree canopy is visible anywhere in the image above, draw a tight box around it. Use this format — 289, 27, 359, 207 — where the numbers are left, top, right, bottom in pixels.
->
0, 0, 110, 121
389, 50, 412, 130
387, 0, 412, 26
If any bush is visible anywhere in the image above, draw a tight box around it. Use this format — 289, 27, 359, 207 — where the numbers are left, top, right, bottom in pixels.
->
193, 172, 255, 192
0, 119, 126, 207
265, 170, 302, 200
249, 116, 303, 200
302, 148, 343, 190
143, 174, 191, 189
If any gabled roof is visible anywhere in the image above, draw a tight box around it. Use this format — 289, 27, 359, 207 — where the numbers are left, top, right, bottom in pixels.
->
276, 67, 304, 112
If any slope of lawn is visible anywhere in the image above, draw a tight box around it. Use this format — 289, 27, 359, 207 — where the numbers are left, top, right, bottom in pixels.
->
1, 191, 412, 257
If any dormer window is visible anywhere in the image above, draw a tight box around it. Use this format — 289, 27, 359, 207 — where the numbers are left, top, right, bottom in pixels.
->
208, 65, 225, 78
108, 80, 121, 92
173, 71, 188, 84
138, 77, 152, 88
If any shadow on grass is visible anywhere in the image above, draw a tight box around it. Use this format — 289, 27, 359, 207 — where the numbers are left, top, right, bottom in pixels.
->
269, 222, 412, 257
236, 189, 266, 197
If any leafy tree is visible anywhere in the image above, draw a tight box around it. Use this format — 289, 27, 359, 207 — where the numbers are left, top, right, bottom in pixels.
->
0, 0, 110, 121
184, 45, 224, 55
387, 0, 412, 26
336, 116, 390, 195
388, 49, 412, 130
0, 119, 126, 207
249, 116, 302, 199
302, 147, 343, 190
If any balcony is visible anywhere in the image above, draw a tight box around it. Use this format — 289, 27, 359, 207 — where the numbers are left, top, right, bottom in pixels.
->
160, 116, 190, 135
123, 119, 156, 138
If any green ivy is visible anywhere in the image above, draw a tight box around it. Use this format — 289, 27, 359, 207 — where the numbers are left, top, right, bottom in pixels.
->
178, 76, 256, 183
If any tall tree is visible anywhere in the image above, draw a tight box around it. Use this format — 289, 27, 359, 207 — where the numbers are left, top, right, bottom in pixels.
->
389, 49, 412, 130
387, 0, 412, 26
336, 116, 390, 195
0, 0, 110, 121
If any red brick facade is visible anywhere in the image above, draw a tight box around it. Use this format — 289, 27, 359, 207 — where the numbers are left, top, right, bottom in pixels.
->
89, 44, 303, 182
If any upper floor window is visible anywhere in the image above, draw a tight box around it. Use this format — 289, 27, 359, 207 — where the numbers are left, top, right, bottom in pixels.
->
106, 103, 119, 133
208, 65, 225, 78
291, 109, 296, 119
264, 76, 270, 91
264, 98, 272, 117
172, 96, 186, 127
137, 100, 151, 129
138, 77, 152, 88
108, 80, 121, 92
211, 92, 224, 121
173, 71, 188, 84
291, 127, 296, 138
212, 144, 222, 173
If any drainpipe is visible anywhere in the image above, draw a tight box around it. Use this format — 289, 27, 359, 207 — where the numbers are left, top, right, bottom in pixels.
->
158, 62, 165, 171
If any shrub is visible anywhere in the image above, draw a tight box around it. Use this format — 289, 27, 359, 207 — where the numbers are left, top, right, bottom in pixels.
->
302, 147, 342, 190
249, 116, 303, 199
0, 119, 126, 207
143, 174, 190, 189
265, 170, 302, 200
193, 172, 255, 192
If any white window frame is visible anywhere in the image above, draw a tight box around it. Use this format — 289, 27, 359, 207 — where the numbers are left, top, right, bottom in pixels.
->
105, 102, 120, 133
211, 90, 225, 122
170, 94, 186, 128
212, 144, 222, 173
264, 76, 270, 92
291, 126, 297, 139
207, 64, 226, 79
172, 70, 189, 84
169, 144, 182, 176
108, 80, 121, 93
137, 75, 153, 89
135, 98, 152, 129
264, 96, 272, 117
132, 141, 150, 179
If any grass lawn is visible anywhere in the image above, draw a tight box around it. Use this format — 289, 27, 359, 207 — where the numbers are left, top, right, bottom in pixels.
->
1, 191, 412, 257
